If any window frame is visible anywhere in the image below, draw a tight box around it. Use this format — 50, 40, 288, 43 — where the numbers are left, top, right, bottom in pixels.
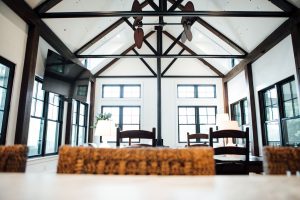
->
259, 76, 300, 147
0, 56, 15, 145
177, 106, 217, 143
28, 77, 64, 158
102, 84, 141, 98
71, 100, 88, 146
230, 98, 249, 128
177, 84, 216, 98
101, 105, 141, 143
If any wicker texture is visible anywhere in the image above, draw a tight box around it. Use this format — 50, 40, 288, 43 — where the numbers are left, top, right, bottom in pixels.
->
0, 145, 28, 172
263, 147, 300, 175
57, 146, 215, 175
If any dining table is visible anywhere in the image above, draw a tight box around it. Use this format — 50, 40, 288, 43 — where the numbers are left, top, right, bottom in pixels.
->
0, 173, 299, 200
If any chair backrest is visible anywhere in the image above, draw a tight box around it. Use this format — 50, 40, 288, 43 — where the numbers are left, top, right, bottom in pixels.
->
0, 145, 28, 172
116, 128, 156, 147
57, 145, 215, 175
187, 132, 209, 147
263, 146, 300, 175
209, 127, 249, 162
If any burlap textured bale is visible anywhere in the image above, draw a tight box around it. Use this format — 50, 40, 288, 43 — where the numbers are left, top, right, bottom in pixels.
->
263, 146, 300, 175
0, 145, 28, 172
57, 146, 215, 175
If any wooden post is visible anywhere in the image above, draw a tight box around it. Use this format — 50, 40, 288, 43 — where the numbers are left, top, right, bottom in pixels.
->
291, 23, 300, 108
245, 64, 259, 156
15, 25, 40, 144
64, 100, 73, 144
222, 79, 229, 113
88, 80, 96, 143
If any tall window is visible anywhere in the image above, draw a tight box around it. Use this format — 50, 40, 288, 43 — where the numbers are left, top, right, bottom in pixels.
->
101, 106, 140, 142
27, 78, 64, 157
102, 85, 141, 98
231, 98, 249, 130
0, 56, 15, 145
260, 77, 300, 146
177, 85, 216, 98
71, 100, 88, 146
178, 106, 216, 143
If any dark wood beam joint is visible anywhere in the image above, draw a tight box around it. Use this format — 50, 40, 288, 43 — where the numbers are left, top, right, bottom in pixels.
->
146, 0, 159, 11
162, 48, 184, 76
35, 0, 62, 14
270, 0, 297, 13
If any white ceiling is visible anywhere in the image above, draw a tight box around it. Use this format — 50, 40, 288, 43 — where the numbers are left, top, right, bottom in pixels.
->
24, 0, 299, 75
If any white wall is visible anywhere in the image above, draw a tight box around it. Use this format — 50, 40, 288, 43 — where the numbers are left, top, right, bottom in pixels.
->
252, 35, 299, 155
0, 2, 28, 145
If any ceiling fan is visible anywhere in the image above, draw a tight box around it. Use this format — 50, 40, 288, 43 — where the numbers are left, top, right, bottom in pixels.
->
132, 0, 144, 49
181, 1, 196, 43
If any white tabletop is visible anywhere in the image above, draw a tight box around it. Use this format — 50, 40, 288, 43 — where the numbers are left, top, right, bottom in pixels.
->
0, 173, 299, 200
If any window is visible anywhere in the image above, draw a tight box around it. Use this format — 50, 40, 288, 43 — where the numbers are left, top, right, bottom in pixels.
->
178, 106, 216, 143
260, 77, 300, 147
27, 78, 64, 157
102, 85, 141, 98
71, 100, 88, 146
231, 98, 249, 129
101, 106, 140, 142
177, 85, 216, 98
0, 56, 15, 145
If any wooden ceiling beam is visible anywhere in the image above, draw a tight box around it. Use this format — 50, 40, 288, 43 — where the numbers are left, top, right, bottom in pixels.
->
168, 0, 184, 12
146, 0, 159, 11
75, 1, 149, 55
167, 0, 247, 55
2, 0, 83, 67
224, 12, 300, 82
270, 0, 297, 13
35, 0, 62, 14
163, 31, 224, 77
94, 31, 155, 76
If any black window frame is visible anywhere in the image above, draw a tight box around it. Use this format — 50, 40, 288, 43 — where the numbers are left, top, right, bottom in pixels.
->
28, 77, 64, 158
102, 84, 141, 98
101, 105, 141, 143
177, 106, 217, 143
177, 84, 216, 98
71, 100, 88, 146
0, 56, 15, 145
230, 98, 249, 129
259, 76, 300, 147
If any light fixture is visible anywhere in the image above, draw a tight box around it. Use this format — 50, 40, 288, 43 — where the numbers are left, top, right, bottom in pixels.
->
94, 120, 116, 147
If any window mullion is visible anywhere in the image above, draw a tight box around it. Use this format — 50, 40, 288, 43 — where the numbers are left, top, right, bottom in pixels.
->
195, 107, 200, 142
76, 101, 80, 146
41, 92, 49, 156
119, 106, 123, 130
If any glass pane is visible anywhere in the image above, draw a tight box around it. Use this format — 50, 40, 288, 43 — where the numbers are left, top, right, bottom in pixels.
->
187, 116, 195, 124
45, 121, 59, 154
27, 118, 44, 156
80, 103, 85, 115
53, 95, 60, 106
35, 100, 44, 117
264, 91, 271, 106
198, 86, 215, 98
102, 107, 119, 124
32, 81, 37, 98
123, 86, 140, 98
200, 125, 215, 134
291, 80, 297, 98
47, 104, 54, 120
0, 111, 3, 134
179, 125, 196, 142
123, 107, 140, 124
122, 125, 139, 131
284, 101, 294, 118
103, 86, 120, 98
294, 99, 299, 116
179, 116, 187, 124
270, 88, 278, 105
77, 127, 85, 146
31, 99, 36, 116
178, 107, 187, 115
48, 93, 54, 104
71, 125, 77, 146
37, 82, 44, 100
272, 106, 279, 120
0, 64, 9, 88
266, 122, 280, 145
73, 100, 78, 112
207, 116, 216, 124
0, 88, 7, 110
199, 116, 207, 124
283, 118, 300, 146
199, 107, 207, 115
265, 107, 271, 121
282, 82, 292, 101
177, 86, 194, 98
79, 115, 85, 126
207, 107, 215, 115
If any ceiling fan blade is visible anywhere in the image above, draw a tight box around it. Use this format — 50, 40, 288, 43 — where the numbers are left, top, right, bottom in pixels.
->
181, 31, 187, 43
131, 0, 143, 22
184, 1, 195, 12
134, 28, 144, 49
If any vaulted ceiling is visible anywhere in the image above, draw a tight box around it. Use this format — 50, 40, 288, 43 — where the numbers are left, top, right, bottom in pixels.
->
24, 0, 299, 76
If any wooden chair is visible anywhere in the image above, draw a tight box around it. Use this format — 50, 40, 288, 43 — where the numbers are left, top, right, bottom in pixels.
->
57, 145, 215, 175
116, 128, 156, 147
263, 146, 300, 175
209, 127, 249, 175
187, 132, 209, 147
0, 145, 28, 172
